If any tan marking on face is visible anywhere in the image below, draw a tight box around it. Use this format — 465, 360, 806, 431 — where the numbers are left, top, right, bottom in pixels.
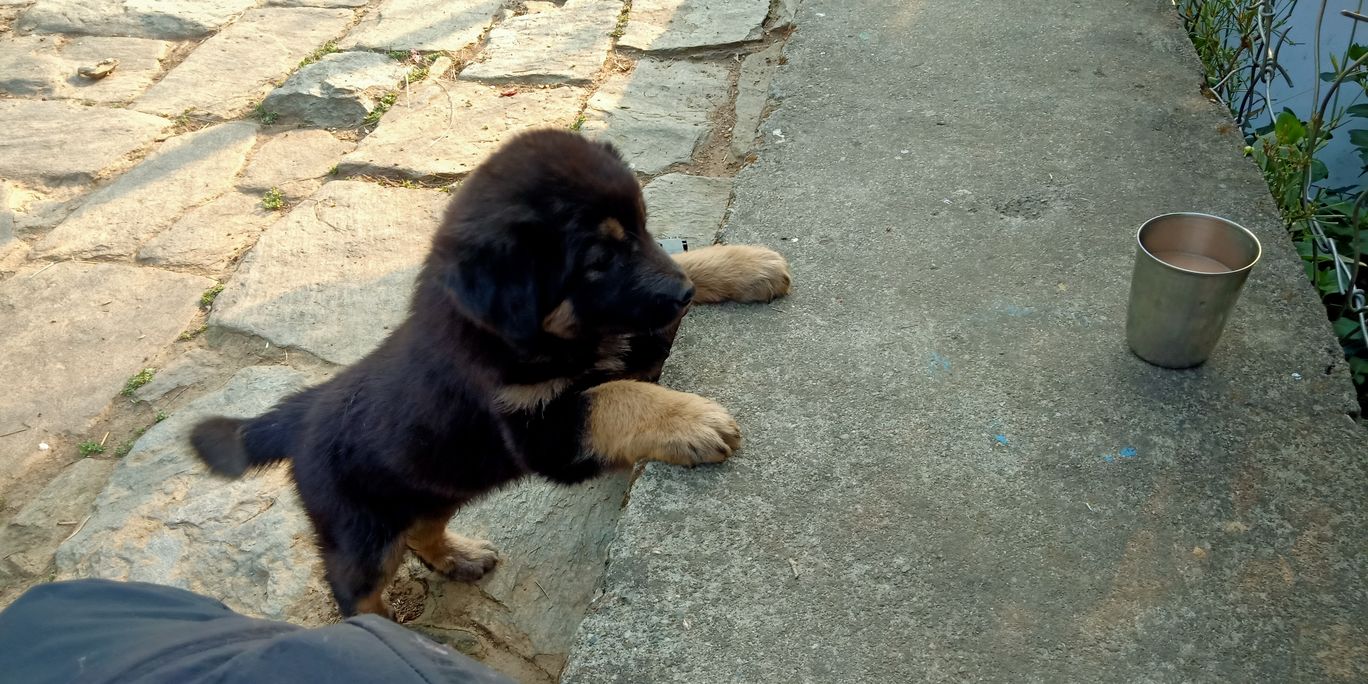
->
600, 217, 626, 240
493, 377, 573, 413
582, 380, 740, 468
542, 299, 578, 338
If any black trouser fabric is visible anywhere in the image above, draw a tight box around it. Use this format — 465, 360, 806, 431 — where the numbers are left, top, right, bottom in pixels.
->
0, 579, 514, 684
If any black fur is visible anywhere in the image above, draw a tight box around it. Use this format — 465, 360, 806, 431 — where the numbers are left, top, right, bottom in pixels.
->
190, 130, 692, 617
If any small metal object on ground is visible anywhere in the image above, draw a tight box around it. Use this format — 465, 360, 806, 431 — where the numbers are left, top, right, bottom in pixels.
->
78, 59, 119, 80
1126, 212, 1262, 368
654, 237, 692, 255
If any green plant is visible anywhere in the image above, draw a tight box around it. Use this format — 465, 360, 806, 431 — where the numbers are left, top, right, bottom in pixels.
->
121, 368, 155, 396
255, 104, 279, 125
78, 441, 105, 456
178, 324, 207, 341
200, 283, 225, 308
262, 187, 286, 211
364, 92, 399, 125
612, 1, 632, 38
1181, 1, 1368, 404
155, 410, 168, 423
570, 114, 587, 131
299, 40, 338, 68
114, 440, 134, 458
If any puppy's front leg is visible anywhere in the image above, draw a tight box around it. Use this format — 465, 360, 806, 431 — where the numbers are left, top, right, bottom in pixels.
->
673, 245, 791, 304
582, 380, 741, 467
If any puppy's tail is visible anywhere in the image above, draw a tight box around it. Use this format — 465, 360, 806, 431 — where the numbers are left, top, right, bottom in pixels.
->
190, 406, 300, 478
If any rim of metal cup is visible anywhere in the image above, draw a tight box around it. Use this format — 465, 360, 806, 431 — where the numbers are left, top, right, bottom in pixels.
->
1135, 212, 1263, 277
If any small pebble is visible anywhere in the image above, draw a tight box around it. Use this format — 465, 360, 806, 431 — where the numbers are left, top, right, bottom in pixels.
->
78, 58, 119, 80
1291, 372, 1302, 380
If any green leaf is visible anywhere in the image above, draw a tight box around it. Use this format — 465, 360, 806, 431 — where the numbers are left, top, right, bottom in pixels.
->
1349, 43, 1368, 62
1311, 158, 1330, 182
1348, 104, 1368, 118
1334, 316, 1366, 341
1349, 355, 1368, 382
1322, 71, 1340, 82
1275, 110, 1305, 144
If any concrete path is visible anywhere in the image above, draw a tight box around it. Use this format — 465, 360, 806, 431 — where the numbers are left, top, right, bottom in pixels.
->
563, 1, 1368, 681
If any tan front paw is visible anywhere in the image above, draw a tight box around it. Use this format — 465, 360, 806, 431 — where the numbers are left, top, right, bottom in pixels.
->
410, 533, 499, 581
673, 244, 792, 304
584, 381, 741, 467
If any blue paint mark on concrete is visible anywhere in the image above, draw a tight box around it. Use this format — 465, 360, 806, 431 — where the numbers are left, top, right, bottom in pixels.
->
1002, 304, 1036, 317
1101, 446, 1138, 463
928, 352, 951, 374
994, 434, 1010, 446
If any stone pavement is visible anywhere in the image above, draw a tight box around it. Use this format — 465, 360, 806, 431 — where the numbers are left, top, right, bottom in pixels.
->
1, 1, 788, 681
563, 0, 1368, 682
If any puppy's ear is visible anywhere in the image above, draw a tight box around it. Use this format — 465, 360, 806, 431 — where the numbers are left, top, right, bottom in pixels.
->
443, 232, 546, 346
598, 140, 624, 160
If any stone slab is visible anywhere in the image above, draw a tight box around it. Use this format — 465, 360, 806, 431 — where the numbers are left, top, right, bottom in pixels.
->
268, 0, 365, 6
563, 0, 1368, 681
0, 99, 169, 188
18, 0, 257, 39
136, 191, 280, 270
262, 52, 409, 128
1, 458, 116, 579
134, 7, 355, 119
237, 129, 354, 198
617, 0, 768, 52
341, 0, 502, 52
581, 58, 729, 175
36, 122, 258, 260
53, 366, 329, 623
340, 81, 583, 179
0, 262, 213, 497
0, 34, 172, 103
2, 182, 86, 234
131, 348, 223, 404
459, 0, 619, 86
641, 173, 731, 241
730, 42, 782, 159
210, 181, 447, 365
407, 475, 630, 683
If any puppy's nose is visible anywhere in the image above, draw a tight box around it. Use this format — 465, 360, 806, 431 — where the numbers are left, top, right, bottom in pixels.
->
678, 285, 695, 306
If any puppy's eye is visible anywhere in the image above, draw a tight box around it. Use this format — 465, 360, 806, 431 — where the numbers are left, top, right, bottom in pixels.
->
584, 246, 613, 274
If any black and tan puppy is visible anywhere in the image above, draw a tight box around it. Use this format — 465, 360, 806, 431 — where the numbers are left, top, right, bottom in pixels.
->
190, 129, 790, 619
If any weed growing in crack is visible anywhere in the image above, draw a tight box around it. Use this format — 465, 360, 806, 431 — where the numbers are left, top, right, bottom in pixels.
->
200, 283, 225, 309
299, 40, 339, 69
262, 187, 286, 211
121, 368, 155, 397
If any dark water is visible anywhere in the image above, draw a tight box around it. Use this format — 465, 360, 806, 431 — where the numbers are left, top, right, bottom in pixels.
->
1248, 1, 1368, 189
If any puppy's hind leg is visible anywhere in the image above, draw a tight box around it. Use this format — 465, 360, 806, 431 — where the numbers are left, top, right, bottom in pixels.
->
406, 509, 498, 582
318, 516, 407, 620
673, 244, 791, 304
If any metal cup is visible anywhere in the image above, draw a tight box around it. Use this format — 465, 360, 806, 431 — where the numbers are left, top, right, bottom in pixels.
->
1126, 212, 1262, 368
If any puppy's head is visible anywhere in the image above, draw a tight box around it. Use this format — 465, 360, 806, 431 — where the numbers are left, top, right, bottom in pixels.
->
431, 129, 693, 349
